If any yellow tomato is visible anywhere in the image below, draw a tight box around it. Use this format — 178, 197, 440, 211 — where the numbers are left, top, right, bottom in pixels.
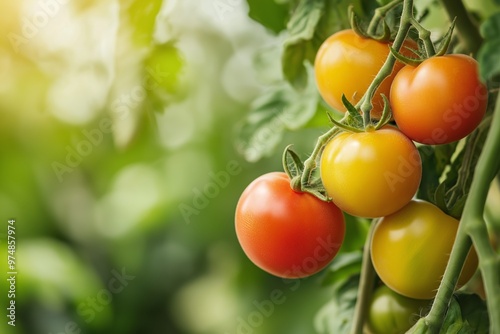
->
320, 127, 422, 218
371, 200, 478, 299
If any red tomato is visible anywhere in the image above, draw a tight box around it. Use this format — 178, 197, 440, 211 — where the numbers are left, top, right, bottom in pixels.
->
390, 54, 488, 144
235, 172, 345, 278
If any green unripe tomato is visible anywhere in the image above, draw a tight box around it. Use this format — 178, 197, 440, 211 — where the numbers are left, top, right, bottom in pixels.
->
367, 285, 430, 334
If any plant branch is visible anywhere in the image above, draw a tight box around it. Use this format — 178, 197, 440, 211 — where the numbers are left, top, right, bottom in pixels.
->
410, 18, 436, 57
350, 219, 378, 334
359, 0, 413, 127
300, 125, 341, 189
439, 0, 483, 55
424, 93, 500, 334
366, 0, 403, 35
463, 92, 500, 333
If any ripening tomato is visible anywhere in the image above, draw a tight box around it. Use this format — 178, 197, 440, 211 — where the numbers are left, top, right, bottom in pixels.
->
371, 200, 478, 299
314, 29, 416, 118
235, 172, 345, 278
390, 54, 488, 144
367, 285, 430, 334
320, 127, 422, 218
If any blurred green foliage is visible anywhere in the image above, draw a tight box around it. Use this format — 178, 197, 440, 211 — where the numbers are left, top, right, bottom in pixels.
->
1, 1, 499, 334
0, 1, 351, 333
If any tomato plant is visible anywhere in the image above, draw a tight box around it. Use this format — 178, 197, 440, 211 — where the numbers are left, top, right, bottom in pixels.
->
236, 0, 500, 332
235, 172, 345, 278
320, 127, 421, 218
314, 29, 415, 119
371, 200, 478, 299
391, 54, 488, 144
367, 285, 430, 334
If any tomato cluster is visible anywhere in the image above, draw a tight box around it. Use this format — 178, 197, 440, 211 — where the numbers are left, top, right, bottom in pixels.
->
234, 28, 484, 323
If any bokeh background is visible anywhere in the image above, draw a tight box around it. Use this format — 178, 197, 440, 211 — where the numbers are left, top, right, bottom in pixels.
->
1, 0, 499, 334
0, 1, 351, 333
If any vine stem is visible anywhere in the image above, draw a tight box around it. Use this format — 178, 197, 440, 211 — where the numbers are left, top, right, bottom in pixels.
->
366, 0, 403, 35
300, 125, 341, 188
350, 219, 378, 334
424, 92, 500, 334
410, 18, 436, 57
359, 0, 413, 127
439, 0, 482, 55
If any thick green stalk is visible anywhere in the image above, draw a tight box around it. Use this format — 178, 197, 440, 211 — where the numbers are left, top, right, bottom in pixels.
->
463, 92, 500, 333
424, 93, 500, 333
360, 0, 413, 127
350, 220, 378, 334
439, 0, 482, 55
424, 229, 473, 333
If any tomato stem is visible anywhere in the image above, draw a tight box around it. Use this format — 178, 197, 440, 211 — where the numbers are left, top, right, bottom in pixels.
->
410, 18, 436, 57
424, 93, 500, 333
439, 0, 483, 55
299, 125, 341, 194
359, 0, 413, 128
366, 0, 403, 36
350, 219, 378, 334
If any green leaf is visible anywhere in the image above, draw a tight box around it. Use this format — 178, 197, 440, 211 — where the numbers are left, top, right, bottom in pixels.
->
236, 67, 319, 162
314, 276, 358, 334
441, 297, 465, 331
282, 41, 316, 90
479, 12, 500, 81
442, 118, 491, 217
338, 214, 370, 253
246, 0, 289, 34
321, 251, 363, 287
456, 293, 490, 334
478, 40, 500, 82
416, 143, 457, 203
282, 0, 324, 90
281, 0, 360, 90
480, 12, 500, 40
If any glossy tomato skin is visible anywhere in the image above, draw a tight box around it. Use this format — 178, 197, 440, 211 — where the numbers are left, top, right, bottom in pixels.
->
315, 29, 415, 118
235, 172, 345, 279
391, 54, 488, 144
320, 127, 422, 218
371, 200, 478, 299
368, 285, 430, 334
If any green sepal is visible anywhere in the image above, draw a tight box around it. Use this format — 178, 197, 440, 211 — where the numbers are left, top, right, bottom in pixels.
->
389, 46, 423, 66
435, 17, 456, 56
302, 188, 330, 202
327, 112, 363, 133
374, 94, 393, 129
371, 19, 392, 42
282, 145, 305, 185
349, 5, 370, 39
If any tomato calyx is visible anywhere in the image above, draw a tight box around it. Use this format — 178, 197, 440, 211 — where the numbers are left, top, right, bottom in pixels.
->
389, 17, 456, 66
349, 5, 391, 42
282, 145, 330, 201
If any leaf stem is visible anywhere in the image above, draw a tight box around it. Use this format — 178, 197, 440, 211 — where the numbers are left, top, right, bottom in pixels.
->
439, 0, 483, 55
424, 94, 500, 333
350, 219, 378, 334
